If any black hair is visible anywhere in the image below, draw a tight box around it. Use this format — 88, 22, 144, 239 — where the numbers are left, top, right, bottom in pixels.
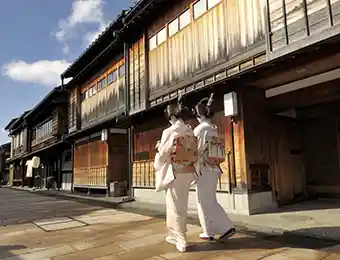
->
192, 93, 214, 119
164, 95, 189, 120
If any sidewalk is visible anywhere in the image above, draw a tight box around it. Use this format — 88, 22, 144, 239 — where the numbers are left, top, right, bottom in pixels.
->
1, 204, 340, 260
9, 186, 340, 243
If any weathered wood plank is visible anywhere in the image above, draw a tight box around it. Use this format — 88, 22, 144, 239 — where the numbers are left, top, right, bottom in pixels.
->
148, 0, 265, 97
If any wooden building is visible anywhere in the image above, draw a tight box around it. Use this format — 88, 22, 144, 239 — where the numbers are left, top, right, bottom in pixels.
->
61, 13, 130, 196
54, 0, 340, 214
5, 86, 71, 190
5, 111, 30, 186
0, 142, 11, 183
22, 86, 71, 190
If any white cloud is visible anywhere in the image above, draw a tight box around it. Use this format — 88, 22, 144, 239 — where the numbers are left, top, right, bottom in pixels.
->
55, 0, 107, 51
2, 60, 71, 87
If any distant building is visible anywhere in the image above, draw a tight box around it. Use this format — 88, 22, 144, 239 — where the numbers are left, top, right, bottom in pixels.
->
0, 142, 11, 183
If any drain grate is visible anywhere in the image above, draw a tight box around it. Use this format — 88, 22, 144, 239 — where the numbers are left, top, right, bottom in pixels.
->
33, 217, 86, 232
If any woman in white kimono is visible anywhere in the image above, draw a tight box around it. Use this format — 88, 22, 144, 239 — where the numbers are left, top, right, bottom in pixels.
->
193, 93, 236, 242
154, 98, 198, 252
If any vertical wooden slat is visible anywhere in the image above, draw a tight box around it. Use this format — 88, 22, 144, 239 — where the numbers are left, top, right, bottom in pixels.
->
302, 0, 310, 36
326, 0, 334, 26
281, 0, 289, 45
265, 0, 273, 53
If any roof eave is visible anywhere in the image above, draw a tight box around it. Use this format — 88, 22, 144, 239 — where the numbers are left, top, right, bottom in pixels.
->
23, 86, 63, 120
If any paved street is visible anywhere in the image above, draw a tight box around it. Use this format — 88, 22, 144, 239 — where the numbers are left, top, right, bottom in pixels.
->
1, 188, 340, 260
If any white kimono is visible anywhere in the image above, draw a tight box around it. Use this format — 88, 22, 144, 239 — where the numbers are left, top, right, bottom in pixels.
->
154, 119, 196, 247
194, 119, 233, 237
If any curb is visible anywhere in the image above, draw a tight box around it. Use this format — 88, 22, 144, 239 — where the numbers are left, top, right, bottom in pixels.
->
8, 187, 340, 243
8, 187, 135, 209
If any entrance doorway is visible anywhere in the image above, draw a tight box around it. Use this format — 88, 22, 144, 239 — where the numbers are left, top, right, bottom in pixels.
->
270, 116, 307, 206
302, 116, 340, 199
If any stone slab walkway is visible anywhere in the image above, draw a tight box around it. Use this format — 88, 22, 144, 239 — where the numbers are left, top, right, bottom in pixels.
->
1, 188, 340, 259
1, 207, 340, 260
11, 187, 340, 242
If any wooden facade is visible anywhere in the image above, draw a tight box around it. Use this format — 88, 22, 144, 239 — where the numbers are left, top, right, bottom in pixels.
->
148, 0, 266, 100
46, 0, 340, 210
0, 143, 10, 182
266, 0, 340, 58
27, 88, 68, 154
11, 128, 28, 158
129, 36, 147, 114
80, 58, 125, 129
74, 139, 108, 187
73, 129, 129, 194
132, 96, 246, 192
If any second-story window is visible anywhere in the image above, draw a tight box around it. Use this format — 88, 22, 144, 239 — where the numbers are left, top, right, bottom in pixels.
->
33, 119, 52, 141
108, 71, 118, 85
179, 9, 191, 30
149, 35, 157, 51
193, 0, 207, 19
157, 27, 167, 45
98, 77, 106, 91
208, 0, 222, 9
118, 64, 125, 78
19, 131, 24, 146
169, 18, 179, 37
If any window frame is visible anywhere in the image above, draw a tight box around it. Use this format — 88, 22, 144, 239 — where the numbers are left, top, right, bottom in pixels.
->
157, 27, 167, 45
193, 0, 207, 20
118, 64, 125, 78
207, 0, 222, 9
179, 8, 191, 30
108, 73, 113, 85
168, 18, 179, 37
149, 34, 157, 51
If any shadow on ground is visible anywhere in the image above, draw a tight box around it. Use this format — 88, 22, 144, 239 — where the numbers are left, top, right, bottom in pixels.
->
260, 199, 340, 214
0, 245, 26, 259
293, 226, 340, 242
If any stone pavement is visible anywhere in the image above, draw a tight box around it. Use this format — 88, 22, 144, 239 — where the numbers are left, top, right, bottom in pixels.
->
13, 186, 340, 242
120, 200, 340, 242
1, 188, 340, 260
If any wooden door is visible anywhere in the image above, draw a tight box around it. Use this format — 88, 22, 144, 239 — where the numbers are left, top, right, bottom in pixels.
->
108, 131, 129, 183
302, 117, 340, 197
271, 116, 307, 206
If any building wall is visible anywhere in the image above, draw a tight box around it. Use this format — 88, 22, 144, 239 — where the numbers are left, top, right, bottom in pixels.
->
133, 188, 251, 215
73, 137, 108, 188
268, 0, 340, 52
147, 0, 266, 99
12, 128, 28, 158
31, 110, 58, 152
131, 88, 253, 214
129, 36, 147, 114
298, 102, 340, 199
80, 58, 125, 128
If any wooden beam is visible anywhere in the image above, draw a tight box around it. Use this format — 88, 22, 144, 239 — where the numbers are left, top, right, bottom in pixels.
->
265, 67, 340, 98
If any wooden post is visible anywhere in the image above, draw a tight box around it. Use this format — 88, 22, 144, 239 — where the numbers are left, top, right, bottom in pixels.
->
21, 162, 24, 187
57, 157, 61, 191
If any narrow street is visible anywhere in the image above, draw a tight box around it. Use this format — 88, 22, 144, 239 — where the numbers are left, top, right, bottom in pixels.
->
0, 188, 340, 260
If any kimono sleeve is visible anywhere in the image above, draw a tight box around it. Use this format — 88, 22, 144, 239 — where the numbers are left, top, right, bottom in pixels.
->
195, 128, 208, 157
158, 128, 175, 162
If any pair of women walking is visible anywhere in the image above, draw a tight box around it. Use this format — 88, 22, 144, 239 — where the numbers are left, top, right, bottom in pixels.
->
154, 93, 235, 253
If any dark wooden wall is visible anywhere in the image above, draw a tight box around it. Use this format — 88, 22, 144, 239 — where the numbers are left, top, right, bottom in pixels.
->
108, 132, 129, 183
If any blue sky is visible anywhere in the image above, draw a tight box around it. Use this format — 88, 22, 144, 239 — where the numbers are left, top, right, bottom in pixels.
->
0, 0, 136, 144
